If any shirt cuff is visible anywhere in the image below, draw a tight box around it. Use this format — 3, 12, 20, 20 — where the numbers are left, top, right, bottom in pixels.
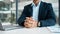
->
38, 22, 40, 27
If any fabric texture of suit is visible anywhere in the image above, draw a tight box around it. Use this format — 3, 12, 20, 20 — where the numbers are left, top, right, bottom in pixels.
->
17, 1, 56, 27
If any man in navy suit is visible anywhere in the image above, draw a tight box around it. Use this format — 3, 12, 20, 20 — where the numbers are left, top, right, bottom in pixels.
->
17, 0, 56, 28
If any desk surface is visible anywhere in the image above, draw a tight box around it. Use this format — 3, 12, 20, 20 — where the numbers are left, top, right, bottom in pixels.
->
0, 27, 52, 34
0, 24, 60, 34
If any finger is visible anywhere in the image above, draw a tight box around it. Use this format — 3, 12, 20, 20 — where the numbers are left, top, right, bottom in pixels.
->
24, 20, 27, 22
25, 17, 34, 22
24, 22, 32, 28
25, 19, 33, 25
29, 17, 34, 21
28, 21, 33, 24
24, 19, 30, 23
25, 17, 30, 22
24, 22, 28, 27
26, 17, 30, 20
29, 17, 36, 22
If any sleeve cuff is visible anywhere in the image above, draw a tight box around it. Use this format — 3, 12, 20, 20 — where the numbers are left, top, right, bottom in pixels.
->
38, 22, 41, 27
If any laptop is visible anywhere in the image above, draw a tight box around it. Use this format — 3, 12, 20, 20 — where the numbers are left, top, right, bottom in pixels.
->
0, 22, 21, 31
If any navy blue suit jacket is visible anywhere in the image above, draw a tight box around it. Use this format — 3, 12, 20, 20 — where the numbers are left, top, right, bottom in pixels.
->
17, 1, 56, 27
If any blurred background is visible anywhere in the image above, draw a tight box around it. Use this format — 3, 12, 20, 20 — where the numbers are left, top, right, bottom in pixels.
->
0, 0, 59, 29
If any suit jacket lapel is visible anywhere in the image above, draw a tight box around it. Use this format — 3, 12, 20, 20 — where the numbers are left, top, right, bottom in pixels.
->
38, 1, 43, 21
28, 4, 33, 17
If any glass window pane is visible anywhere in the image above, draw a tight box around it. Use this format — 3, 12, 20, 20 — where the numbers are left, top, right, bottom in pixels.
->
0, 0, 16, 24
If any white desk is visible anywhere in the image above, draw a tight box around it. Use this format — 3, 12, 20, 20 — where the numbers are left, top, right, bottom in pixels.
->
0, 27, 52, 34
0, 23, 60, 34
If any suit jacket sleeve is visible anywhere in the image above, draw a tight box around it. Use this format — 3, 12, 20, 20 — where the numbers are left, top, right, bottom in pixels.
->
40, 3, 56, 27
17, 6, 27, 26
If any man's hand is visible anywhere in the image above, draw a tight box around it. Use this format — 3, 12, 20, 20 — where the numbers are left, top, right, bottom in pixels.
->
24, 17, 38, 28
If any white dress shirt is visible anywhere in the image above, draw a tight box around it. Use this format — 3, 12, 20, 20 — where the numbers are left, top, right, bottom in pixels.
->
32, 1, 41, 21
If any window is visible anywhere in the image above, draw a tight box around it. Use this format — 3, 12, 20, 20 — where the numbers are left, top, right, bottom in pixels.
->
0, 0, 16, 24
